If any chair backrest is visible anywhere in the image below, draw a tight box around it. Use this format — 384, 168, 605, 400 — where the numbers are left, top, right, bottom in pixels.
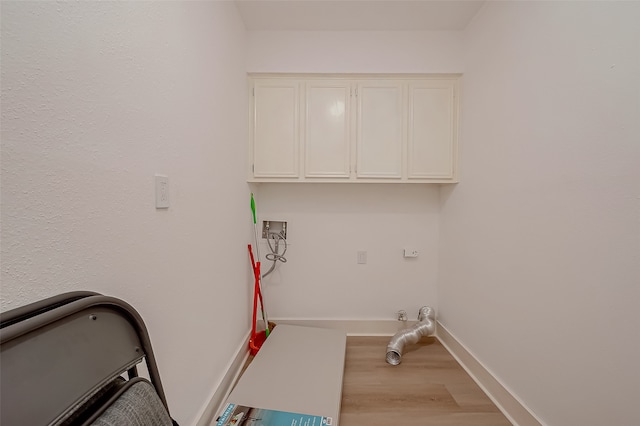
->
0, 292, 173, 426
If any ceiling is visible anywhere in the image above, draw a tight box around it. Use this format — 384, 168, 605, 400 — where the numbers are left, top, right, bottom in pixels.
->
235, 0, 485, 32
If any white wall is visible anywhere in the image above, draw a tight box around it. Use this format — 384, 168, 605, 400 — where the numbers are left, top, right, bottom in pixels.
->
248, 31, 463, 319
0, 2, 251, 424
439, 2, 640, 425
247, 30, 464, 73
255, 184, 440, 319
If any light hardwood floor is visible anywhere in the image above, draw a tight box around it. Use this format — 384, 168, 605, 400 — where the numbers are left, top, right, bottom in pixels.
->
340, 336, 512, 426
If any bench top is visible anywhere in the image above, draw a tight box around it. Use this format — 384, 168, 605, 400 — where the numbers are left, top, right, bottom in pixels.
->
224, 324, 347, 424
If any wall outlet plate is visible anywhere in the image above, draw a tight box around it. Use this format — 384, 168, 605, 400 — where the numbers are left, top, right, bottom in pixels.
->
155, 175, 169, 209
403, 249, 418, 258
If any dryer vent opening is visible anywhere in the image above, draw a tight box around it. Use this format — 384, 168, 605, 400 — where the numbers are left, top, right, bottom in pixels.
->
385, 306, 435, 365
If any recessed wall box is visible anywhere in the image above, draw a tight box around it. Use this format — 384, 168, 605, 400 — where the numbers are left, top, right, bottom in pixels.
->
262, 221, 287, 239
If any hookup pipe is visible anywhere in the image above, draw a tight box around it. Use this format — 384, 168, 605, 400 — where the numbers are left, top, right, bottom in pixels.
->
386, 306, 435, 365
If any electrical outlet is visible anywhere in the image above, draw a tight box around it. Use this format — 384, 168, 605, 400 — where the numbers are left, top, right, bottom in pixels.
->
403, 249, 418, 258
357, 250, 367, 264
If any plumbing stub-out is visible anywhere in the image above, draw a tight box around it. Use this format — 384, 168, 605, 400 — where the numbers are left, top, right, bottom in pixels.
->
262, 220, 287, 239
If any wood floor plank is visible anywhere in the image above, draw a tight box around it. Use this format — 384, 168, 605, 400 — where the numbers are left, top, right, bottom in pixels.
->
340, 336, 512, 426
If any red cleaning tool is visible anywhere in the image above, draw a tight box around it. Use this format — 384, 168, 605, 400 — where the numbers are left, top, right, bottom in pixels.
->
248, 244, 268, 355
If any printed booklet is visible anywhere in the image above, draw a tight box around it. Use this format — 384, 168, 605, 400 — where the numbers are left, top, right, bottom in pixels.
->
215, 402, 332, 426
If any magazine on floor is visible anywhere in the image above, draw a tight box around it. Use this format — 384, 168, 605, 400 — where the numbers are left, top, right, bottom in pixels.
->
216, 402, 332, 426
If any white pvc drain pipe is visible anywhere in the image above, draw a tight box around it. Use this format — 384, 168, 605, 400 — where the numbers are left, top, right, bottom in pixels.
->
386, 306, 435, 365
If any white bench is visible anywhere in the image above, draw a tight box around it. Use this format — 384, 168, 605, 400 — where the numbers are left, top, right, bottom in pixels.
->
219, 324, 347, 425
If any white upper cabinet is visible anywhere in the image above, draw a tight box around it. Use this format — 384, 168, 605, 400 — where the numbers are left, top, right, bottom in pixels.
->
252, 79, 300, 178
407, 80, 457, 180
305, 81, 352, 179
356, 81, 404, 179
249, 74, 459, 183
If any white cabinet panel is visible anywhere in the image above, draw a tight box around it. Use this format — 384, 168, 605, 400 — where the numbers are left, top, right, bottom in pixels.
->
356, 82, 403, 179
305, 82, 351, 178
408, 80, 456, 179
252, 80, 299, 178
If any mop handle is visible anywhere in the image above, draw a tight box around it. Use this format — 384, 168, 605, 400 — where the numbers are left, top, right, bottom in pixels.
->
248, 243, 269, 337
250, 193, 270, 336
251, 193, 257, 224
248, 245, 258, 339
250, 193, 262, 258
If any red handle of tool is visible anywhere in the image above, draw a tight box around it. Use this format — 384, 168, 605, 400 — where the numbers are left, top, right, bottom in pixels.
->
248, 244, 256, 270
248, 245, 258, 340
248, 245, 269, 354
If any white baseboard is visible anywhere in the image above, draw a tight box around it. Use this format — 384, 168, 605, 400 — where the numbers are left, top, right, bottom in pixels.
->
436, 321, 544, 426
195, 330, 251, 426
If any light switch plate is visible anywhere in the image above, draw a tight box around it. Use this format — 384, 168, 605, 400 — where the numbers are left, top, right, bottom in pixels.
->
155, 175, 169, 209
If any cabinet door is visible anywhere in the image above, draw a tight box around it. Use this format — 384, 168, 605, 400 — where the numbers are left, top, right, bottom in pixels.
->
252, 80, 300, 178
356, 81, 403, 179
305, 81, 351, 178
407, 80, 457, 179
